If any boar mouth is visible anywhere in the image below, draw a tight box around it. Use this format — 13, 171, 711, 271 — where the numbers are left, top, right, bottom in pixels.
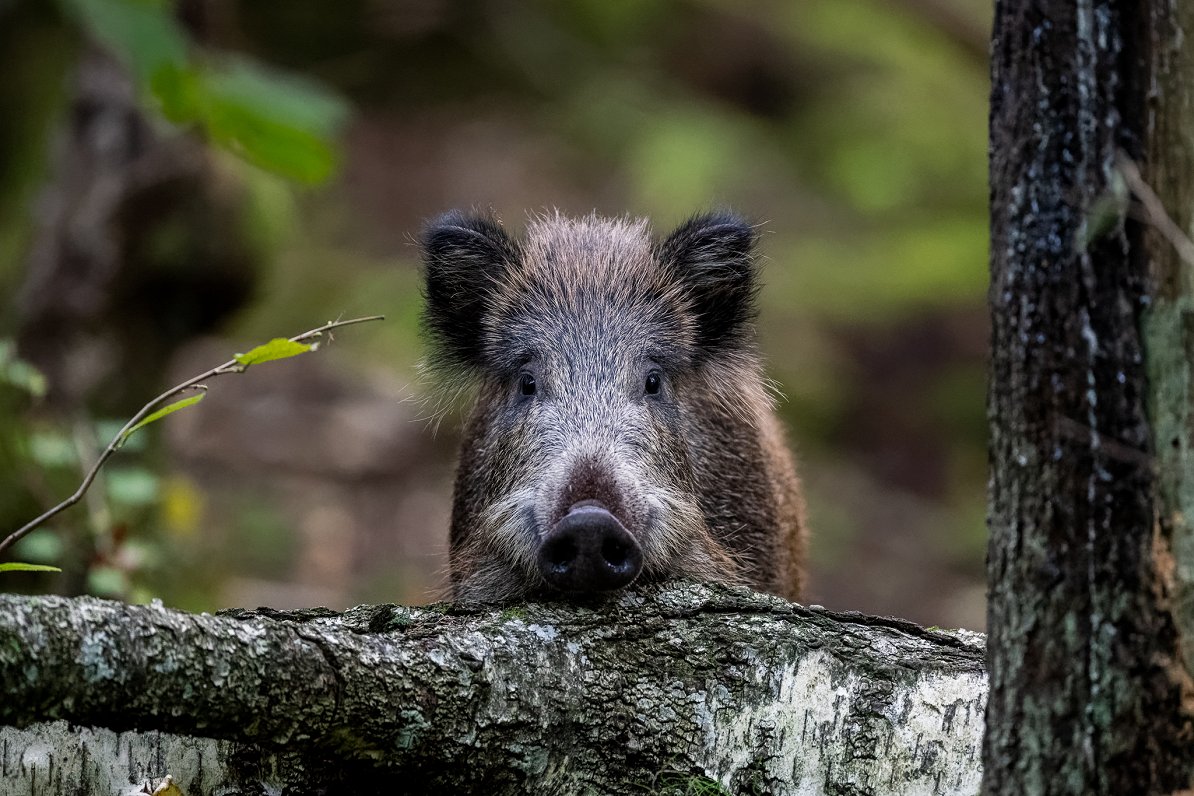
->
537, 501, 644, 593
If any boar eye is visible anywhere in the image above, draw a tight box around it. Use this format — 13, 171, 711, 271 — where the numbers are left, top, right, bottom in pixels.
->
519, 373, 537, 397
644, 371, 663, 396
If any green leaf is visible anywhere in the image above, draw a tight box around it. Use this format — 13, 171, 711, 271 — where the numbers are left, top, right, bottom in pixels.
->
4, 359, 48, 398
60, 0, 188, 86
192, 59, 348, 184
12, 531, 64, 563
87, 565, 127, 597
0, 562, 62, 573
234, 338, 312, 367
59, 1, 347, 185
97, 418, 147, 453
203, 58, 346, 138
150, 62, 202, 121
120, 392, 205, 445
0, 339, 48, 398
28, 430, 78, 468
106, 467, 161, 507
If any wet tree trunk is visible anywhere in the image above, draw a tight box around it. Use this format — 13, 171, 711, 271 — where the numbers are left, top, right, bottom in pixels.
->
986, 2, 1194, 793
0, 584, 985, 795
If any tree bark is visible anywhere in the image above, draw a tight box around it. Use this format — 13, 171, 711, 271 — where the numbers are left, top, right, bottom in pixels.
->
0, 584, 985, 795
986, 2, 1193, 793
1143, 0, 1194, 687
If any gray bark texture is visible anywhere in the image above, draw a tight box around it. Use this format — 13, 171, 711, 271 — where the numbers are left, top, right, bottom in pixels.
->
986, 1, 1194, 794
0, 583, 986, 795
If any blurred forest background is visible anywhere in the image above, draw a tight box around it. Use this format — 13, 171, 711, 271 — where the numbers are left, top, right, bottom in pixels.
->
0, 0, 991, 629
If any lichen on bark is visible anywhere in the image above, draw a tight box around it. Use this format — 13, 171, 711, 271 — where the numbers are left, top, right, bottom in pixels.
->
1142, 0, 1194, 684
986, 1, 1194, 792
0, 583, 986, 795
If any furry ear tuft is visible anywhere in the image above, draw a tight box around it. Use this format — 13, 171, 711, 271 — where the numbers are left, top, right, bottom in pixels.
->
421, 210, 518, 372
658, 212, 760, 356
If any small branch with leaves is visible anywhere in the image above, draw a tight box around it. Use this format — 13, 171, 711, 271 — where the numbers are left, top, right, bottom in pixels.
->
0, 315, 384, 564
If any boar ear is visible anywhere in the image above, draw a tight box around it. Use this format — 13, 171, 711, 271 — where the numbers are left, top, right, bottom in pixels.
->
658, 212, 760, 355
421, 210, 518, 372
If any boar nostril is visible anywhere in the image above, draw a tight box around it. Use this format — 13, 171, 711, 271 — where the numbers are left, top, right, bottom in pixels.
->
545, 538, 578, 569
538, 504, 643, 593
602, 537, 631, 568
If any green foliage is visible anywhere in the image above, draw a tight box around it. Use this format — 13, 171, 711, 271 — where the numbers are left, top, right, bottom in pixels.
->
60, 0, 187, 87
651, 771, 733, 796
1079, 169, 1130, 250
0, 341, 47, 399
0, 4, 75, 290
26, 430, 77, 469
629, 106, 773, 216
4, 413, 170, 597
1, 317, 375, 602
2, 0, 992, 616
120, 392, 204, 446
196, 58, 346, 183
233, 338, 313, 367
0, 562, 62, 573
9, 527, 65, 565
105, 466, 161, 506
58, 0, 347, 184
87, 564, 128, 597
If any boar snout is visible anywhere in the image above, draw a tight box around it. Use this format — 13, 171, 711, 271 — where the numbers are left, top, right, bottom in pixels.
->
538, 501, 643, 593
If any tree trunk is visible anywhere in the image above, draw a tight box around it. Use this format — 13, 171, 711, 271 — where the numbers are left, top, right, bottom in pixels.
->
0, 584, 986, 795
1143, 0, 1194, 687
986, 2, 1193, 793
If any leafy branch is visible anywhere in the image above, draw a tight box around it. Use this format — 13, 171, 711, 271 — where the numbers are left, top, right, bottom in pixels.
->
60, 0, 348, 184
0, 315, 384, 559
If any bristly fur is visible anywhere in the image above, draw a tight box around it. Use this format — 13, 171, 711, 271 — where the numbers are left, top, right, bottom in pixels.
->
420, 210, 520, 375
655, 212, 762, 360
422, 210, 762, 379
419, 209, 807, 603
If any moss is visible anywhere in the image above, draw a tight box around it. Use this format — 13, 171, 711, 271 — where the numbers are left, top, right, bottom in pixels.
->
1144, 298, 1194, 673
652, 771, 733, 796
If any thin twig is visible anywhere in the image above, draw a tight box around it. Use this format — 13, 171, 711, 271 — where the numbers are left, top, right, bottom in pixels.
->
1116, 152, 1194, 270
0, 315, 384, 558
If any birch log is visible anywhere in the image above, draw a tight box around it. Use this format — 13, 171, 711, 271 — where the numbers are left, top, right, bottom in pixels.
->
0, 582, 985, 795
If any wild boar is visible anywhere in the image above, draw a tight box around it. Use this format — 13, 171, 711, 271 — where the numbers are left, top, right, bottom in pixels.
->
421, 210, 806, 602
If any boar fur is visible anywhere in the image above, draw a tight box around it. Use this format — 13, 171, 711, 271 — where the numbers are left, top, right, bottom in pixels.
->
421, 210, 806, 602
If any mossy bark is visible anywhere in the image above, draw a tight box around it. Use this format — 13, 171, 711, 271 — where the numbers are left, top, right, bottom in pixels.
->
1143, 0, 1194, 687
986, 2, 1194, 793
0, 584, 985, 795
